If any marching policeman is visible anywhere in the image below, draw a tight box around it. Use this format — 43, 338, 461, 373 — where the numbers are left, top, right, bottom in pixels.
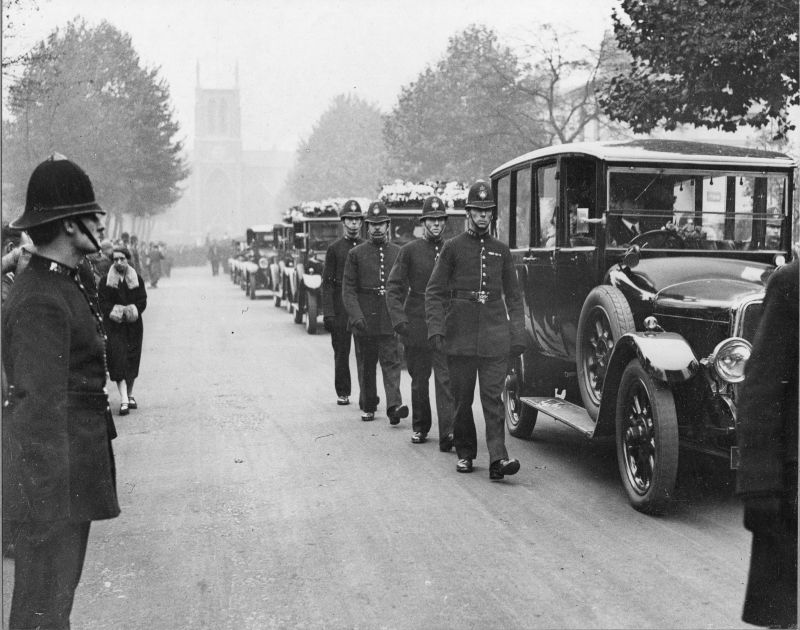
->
3, 155, 120, 628
386, 195, 454, 449
322, 199, 364, 405
425, 181, 526, 479
342, 201, 409, 423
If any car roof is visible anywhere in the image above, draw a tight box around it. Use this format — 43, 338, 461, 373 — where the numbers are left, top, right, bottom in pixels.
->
387, 208, 466, 216
247, 224, 273, 232
491, 139, 796, 176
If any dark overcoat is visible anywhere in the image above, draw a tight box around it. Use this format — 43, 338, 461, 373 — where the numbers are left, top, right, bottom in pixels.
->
2, 254, 120, 523
342, 240, 399, 336
386, 237, 444, 347
736, 258, 798, 627
322, 235, 362, 326
99, 271, 147, 382
425, 230, 524, 357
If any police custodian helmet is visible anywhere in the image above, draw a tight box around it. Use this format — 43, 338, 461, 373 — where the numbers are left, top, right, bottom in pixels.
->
420, 195, 448, 221
11, 153, 104, 230
465, 180, 496, 210
339, 199, 363, 219
364, 201, 390, 223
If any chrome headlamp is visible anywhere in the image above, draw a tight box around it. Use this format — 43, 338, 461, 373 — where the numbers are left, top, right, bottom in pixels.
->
258, 257, 269, 269
708, 337, 752, 383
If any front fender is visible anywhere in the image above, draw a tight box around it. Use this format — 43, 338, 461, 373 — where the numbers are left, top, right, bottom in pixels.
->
303, 274, 322, 290
595, 332, 699, 437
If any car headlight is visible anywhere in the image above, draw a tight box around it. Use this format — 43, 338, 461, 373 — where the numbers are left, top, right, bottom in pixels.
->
709, 337, 751, 383
259, 257, 269, 269
307, 266, 315, 275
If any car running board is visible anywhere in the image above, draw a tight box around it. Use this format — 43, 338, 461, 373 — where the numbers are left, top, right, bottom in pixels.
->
520, 397, 596, 437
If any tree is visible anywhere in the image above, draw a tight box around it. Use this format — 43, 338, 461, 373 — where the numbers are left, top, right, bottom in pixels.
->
515, 25, 631, 145
286, 93, 386, 201
384, 25, 547, 181
599, 0, 799, 139
3, 18, 188, 236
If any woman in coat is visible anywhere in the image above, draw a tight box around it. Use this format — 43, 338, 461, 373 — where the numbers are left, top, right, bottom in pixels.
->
99, 246, 147, 415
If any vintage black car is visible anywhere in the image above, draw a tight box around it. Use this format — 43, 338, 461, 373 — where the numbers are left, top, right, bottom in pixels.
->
240, 225, 277, 299
288, 214, 341, 334
490, 139, 795, 513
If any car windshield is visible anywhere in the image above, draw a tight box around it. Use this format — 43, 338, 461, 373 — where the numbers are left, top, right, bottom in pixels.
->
607, 168, 789, 251
306, 221, 340, 251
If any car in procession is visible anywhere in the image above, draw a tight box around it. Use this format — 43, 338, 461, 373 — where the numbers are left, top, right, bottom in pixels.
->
378, 179, 469, 243
285, 202, 342, 334
240, 225, 276, 299
491, 139, 795, 514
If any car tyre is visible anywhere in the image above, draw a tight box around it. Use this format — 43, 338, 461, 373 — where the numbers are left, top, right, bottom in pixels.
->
503, 354, 538, 439
305, 292, 318, 334
294, 289, 304, 324
615, 359, 679, 515
577, 285, 635, 420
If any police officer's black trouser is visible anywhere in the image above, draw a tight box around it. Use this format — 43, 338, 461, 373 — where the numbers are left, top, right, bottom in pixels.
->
330, 323, 353, 397
405, 345, 454, 441
354, 334, 402, 413
9, 520, 91, 630
447, 354, 509, 463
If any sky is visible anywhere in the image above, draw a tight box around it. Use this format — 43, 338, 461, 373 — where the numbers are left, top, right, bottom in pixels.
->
3, 0, 622, 154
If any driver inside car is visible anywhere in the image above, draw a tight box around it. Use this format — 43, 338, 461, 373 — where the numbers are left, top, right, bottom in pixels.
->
608, 197, 642, 246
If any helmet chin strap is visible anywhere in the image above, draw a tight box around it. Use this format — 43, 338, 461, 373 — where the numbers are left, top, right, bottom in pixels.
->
74, 217, 101, 252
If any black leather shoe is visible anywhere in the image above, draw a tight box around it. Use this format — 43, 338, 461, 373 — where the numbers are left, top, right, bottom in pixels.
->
439, 434, 454, 452
337, 395, 350, 405
387, 404, 409, 425
489, 458, 520, 480
361, 411, 375, 421
456, 458, 473, 473
127, 396, 138, 410
411, 431, 427, 444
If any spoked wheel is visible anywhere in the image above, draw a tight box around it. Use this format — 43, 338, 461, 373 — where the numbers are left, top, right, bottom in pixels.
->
615, 359, 679, 515
503, 355, 538, 439
577, 286, 634, 420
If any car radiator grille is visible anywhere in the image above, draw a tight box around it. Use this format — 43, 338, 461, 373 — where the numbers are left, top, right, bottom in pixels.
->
736, 300, 764, 343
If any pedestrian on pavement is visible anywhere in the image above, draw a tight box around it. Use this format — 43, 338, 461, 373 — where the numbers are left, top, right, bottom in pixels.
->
208, 240, 221, 276
2, 154, 120, 629
736, 257, 797, 630
425, 180, 526, 479
322, 199, 364, 406
342, 201, 409, 424
386, 195, 454, 449
147, 241, 164, 288
99, 245, 148, 416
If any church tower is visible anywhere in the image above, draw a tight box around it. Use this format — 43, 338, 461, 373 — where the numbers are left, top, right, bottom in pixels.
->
191, 62, 244, 236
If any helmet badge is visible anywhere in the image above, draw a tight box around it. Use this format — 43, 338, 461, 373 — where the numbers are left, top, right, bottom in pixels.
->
478, 186, 487, 200
432, 200, 440, 210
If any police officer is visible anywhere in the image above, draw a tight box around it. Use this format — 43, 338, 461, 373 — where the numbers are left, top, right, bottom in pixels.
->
342, 201, 408, 423
3, 154, 120, 629
425, 180, 526, 479
322, 200, 364, 405
386, 195, 454, 449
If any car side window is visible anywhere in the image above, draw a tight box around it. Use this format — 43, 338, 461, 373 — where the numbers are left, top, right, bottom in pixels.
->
495, 174, 511, 243
515, 167, 532, 249
563, 157, 597, 246
534, 163, 558, 248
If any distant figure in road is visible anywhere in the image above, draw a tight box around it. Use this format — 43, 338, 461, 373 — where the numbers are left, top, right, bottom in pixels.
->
736, 257, 797, 629
90, 238, 114, 285
3, 154, 120, 629
99, 245, 148, 416
425, 181, 526, 479
342, 201, 408, 424
147, 241, 164, 288
386, 195, 454, 449
208, 240, 221, 276
322, 200, 364, 406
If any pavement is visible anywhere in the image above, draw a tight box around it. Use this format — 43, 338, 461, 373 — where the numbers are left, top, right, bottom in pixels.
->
3, 265, 753, 629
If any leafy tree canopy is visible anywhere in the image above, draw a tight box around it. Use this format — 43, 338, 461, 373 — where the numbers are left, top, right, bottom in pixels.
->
3, 18, 188, 226
287, 93, 387, 201
384, 25, 546, 181
599, 0, 799, 139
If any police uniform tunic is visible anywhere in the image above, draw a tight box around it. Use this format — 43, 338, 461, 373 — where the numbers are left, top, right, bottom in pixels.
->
322, 235, 363, 398
3, 253, 120, 628
342, 239, 403, 413
425, 228, 525, 462
387, 236, 454, 440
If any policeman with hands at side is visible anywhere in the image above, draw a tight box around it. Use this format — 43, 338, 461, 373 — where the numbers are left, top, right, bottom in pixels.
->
386, 195, 454, 449
322, 200, 364, 406
342, 201, 409, 424
425, 180, 526, 479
